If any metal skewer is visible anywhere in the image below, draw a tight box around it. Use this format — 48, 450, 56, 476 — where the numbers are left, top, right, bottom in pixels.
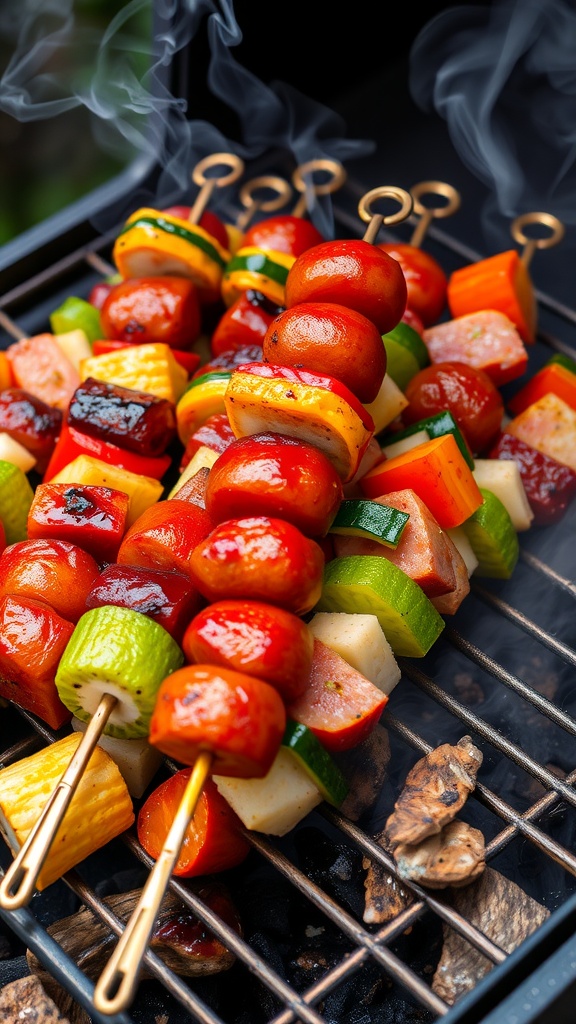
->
92, 751, 213, 1014
186, 152, 245, 225
408, 179, 461, 248
0, 693, 118, 909
291, 157, 347, 218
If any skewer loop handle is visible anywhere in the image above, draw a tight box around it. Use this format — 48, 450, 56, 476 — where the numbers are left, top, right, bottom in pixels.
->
235, 175, 293, 232
511, 211, 565, 268
291, 158, 347, 218
188, 152, 245, 225
409, 180, 461, 248
358, 186, 414, 245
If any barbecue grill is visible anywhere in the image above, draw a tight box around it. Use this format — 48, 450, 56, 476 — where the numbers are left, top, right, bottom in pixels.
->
1, 2, 576, 1022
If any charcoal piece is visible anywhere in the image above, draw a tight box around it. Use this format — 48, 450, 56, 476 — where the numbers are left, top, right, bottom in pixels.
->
363, 828, 414, 925
294, 826, 366, 920
385, 736, 483, 847
0, 975, 71, 1022
334, 724, 391, 821
393, 819, 485, 889
432, 866, 550, 1005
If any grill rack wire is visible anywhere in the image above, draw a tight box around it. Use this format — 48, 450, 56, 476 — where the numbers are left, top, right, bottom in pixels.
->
0, 172, 576, 1024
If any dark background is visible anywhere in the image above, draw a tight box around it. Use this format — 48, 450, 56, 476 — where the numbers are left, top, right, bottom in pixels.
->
2, 0, 575, 313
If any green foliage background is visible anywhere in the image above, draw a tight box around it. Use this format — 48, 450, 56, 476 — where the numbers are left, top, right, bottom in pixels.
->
0, 0, 152, 246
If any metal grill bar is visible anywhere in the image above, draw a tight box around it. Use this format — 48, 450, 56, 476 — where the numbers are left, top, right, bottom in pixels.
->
470, 585, 576, 667
1, 176, 576, 1024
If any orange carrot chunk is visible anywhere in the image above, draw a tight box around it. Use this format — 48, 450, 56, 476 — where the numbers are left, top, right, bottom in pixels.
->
507, 361, 576, 416
359, 433, 483, 529
447, 250, 537, 345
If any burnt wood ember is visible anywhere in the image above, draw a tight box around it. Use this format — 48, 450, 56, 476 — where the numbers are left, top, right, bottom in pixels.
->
25, 884, 240, 1024
363, 827, 415, 925
334, 724, 391, 822
432, 866, 550, 1005
430, 868, 545, 1003
0, 975, 71, 1023
385, 736, 483, 847
393, 819, 486, 889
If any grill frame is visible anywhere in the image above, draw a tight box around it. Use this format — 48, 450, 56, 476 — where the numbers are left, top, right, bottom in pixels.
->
1, 170, 576, 1024
2, 0, 576, 1008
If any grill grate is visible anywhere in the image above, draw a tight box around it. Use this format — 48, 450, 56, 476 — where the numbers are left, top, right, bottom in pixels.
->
1, 173, 576, 1024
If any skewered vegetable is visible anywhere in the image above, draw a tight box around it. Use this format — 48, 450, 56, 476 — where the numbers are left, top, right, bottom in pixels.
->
262, 301, 387, 404
223, 361, 375, 482
0, 733, 134, 891
99, 277, 202, 350
402, 361, 505, 455
181, 598, 314, 701
203, 431, 344, 537
360, 434, 483, 529
0, 538, 100, 623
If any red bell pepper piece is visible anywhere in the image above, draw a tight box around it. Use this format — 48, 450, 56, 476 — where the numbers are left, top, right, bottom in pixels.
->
0, 594, 74, 729
179, 411, 236, 471
137, 770, 251, 877
42, 422, 172, 482
27, 483, 131, 564
507, 360, 576, 416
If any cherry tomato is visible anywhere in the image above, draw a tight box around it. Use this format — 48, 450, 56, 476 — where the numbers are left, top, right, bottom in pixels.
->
182, 598, 314, 701
240, 215, 325, 256
285, 238, 407, 336
100, 277, 201, 350
403, 361, 505, 455
210, 290, 283, 356
204, 431, 343, 537
262, 302, 387, 404
137, 770, 250, 877
0, 539, 100, 623
189, 516, 325, 615
378, 242, 448, 326
400, 307, 425, 336
149, 663, 286, 777
88, 280, 116, 310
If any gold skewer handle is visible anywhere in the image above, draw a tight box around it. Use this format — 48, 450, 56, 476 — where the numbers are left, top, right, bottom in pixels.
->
357, 186, 414, 245
409, 180, 461, 248
235, 175, 293, 232
511, 211, 565, 268
0, 692, 117, 910
291, 158, 347, 218
93, 750, 213, 1015
187, 152, 245, 225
